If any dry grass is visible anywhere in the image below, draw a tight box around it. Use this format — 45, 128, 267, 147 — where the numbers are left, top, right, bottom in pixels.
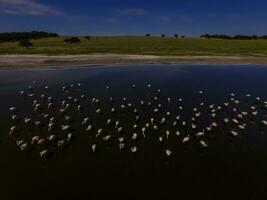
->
1, 36, 267, 56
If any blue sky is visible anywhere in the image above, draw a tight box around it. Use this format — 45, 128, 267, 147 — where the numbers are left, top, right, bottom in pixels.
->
0, 0, 267, 36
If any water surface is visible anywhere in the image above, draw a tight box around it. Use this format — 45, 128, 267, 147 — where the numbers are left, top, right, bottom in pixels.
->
0, 64, 267, 200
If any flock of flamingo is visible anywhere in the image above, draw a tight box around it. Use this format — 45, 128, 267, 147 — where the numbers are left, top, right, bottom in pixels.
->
8, 82, 267, 158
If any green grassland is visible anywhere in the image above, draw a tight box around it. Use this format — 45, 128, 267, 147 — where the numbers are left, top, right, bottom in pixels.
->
1, 36, 267, 56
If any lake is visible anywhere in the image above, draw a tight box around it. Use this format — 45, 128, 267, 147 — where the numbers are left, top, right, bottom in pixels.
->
0, 64, 267, 200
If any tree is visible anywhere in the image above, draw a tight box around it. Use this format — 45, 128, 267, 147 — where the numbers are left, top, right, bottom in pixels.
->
200, 34, 211, 39
174, 34, 179, 38
252, 35, 258, 40
161, 34, 165, 37
200, 34, 260, 40
0, 31, 58, 43
64, 37, 81, 44
85, 36, 91, 40
18, 39, 33, 48
145, 34, 151, 37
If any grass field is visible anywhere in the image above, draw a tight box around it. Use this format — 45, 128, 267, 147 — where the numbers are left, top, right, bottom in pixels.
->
1, 36, 267, 56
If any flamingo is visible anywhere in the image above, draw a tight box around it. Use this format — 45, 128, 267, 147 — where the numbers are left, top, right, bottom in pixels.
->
200, 140, 208, 148
252, 111, 258, 116
230, 130, 239, 137
182, 135, 190, 143
86, 125, 93, 132
115, 121, 120, 128
38, 139, 46, 145
92, 144, 97, 152
224, 118, 229, 124
103, 135, 111, 141
176, 131, 180, 136
24, 118, 31, 123
67, 133, 73, 142
238, 124, 246, 130
119, 143, 126, 150
96, 129, 103, 137
133, 124, 138, 130
40, 150, 49, 158
166, 130, 170, 140
117, 127, 123, 133
131, 146, 138, 153
9, 126, 17, 135
61, 125, 71, 131
165, 149, 172, 157
106, 119, 112, 125
154, 108, 159, 113
262, 120, 267, 126
82, 118, 89, 125
142, 127, 146, 138
196, 130, 205, 137
47, 135, 56, 141
132, 133, 138, 140
9, 107, 16, 112
211, 122, 218, 127
19, 143, 28, 151
31, 136, 40, 144
206, 126, 212, 132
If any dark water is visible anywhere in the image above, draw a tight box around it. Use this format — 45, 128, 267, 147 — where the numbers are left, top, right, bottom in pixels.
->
0, 64, 267, 200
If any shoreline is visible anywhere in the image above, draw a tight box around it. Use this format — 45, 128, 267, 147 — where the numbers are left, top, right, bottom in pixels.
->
1, 54, 267, 70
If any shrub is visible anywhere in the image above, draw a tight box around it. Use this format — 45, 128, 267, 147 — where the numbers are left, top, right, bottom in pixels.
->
18, 39, 33, 48
64, 37, 81, 44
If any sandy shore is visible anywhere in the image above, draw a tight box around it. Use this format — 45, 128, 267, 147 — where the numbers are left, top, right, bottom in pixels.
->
1, 54, 267, 69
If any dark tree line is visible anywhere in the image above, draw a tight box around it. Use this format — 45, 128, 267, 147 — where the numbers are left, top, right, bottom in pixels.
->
201, 34, 267, 40
0, 31, 58, 42
64, 37, 81, 44
145, 34, 185, 38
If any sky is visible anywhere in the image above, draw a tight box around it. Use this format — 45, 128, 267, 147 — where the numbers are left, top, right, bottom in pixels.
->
0, 0, 267, 36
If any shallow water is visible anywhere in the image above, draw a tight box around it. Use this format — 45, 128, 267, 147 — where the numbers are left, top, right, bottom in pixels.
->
0, 64, 267, 200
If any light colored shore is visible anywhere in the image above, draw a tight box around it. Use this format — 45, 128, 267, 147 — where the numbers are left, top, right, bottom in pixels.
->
1, 54, 267, 69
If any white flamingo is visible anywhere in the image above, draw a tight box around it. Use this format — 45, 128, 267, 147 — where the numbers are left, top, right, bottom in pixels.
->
165, 149, 172, 157
196, 130, 205, 137
182, 135, 190, 143
131, 146, 138, 153
200, 140, 208, 148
